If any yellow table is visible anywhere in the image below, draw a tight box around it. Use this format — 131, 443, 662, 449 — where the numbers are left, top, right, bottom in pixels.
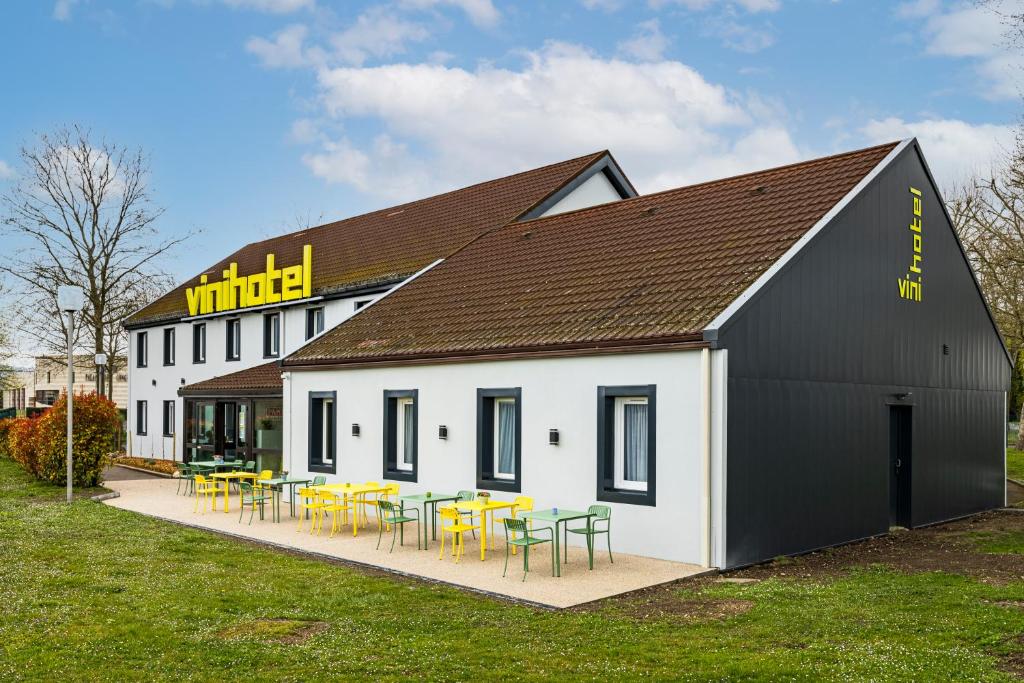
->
210, 471, 258, 513
451, 499, 515, 561
316, 483, 390, 536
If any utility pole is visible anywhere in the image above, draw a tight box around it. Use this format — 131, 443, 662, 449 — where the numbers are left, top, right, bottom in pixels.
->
57, 286, 84, 503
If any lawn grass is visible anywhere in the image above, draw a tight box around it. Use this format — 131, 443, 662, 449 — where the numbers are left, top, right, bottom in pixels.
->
1, 457, 1023, 681
1008, 446, 1024, 482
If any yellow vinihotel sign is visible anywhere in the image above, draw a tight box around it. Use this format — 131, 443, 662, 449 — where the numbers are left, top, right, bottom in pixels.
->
186, 245, 313, 316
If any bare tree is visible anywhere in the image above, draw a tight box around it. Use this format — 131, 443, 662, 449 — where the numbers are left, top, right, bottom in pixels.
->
950, 127, 1024, 441
1, 126, 193, 397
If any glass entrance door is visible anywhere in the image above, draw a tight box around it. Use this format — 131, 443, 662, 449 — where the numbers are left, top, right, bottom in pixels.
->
185, 400, 216, 462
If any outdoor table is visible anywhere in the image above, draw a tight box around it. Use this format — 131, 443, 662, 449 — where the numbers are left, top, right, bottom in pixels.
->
210, 471, 258, 513
261, 477, 312, 522
451, 499, 515, 561
519, 509, 595, 577
317, 483, 390, 536
190, 460, 243, 473
398, 493, 460, 549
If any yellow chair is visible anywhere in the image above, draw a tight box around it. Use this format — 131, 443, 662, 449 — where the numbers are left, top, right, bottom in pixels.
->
193, 475, 225, 514
296, 487, 326, 533
357, 480, 382, 526
318, 490, 353, 537
438, 506, 479, 563
255, 469, 273, 489
494, 496, 534, 554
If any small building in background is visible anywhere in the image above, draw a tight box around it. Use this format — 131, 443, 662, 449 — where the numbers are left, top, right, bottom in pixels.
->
30, 355, 128, 409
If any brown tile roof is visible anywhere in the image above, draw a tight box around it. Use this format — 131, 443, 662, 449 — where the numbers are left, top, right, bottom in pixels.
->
178, 361, 282, 396
127, 151, 610, 328
283, 142, 899, 367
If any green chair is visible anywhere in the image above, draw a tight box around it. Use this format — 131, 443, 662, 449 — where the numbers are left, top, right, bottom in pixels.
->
312, 475, 327, 486
376, 500, 421, 553
175, 463, 194, 495
454, 489, 478, 538
566, 504, 613, 569
243, 460, 256, 473
239, 481, 273, 525
501, 517, 554, 581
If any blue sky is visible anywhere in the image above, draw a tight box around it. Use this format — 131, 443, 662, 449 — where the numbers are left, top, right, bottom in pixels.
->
1, 0, 1021, 282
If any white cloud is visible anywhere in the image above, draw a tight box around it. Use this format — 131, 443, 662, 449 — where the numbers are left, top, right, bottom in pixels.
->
53, 0, 79, 21
246, 24, 310, 68
330, 8, 430, 66
703, 16, 775, 52
222, 0, 313, 12
895, 0, 940, 19
0, 160, 14, 180
399, 0, 500, 28
860, 116, 1014, 187
304, 41, 801, 200
649, 0, 781, 12
580, 0, 624, 10
902, 1, 1022, 100
617, 19, 670, 61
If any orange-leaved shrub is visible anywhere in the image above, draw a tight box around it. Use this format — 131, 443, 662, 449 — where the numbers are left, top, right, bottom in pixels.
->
5, 414, 43, 477
26, 393, 119, 487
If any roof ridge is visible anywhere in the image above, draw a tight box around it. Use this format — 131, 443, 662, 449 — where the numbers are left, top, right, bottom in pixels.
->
517, 141, 903, 226
238, 150, 608, 251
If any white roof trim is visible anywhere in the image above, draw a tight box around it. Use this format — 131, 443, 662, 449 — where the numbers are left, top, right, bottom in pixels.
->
703, 138, 914, 338
283, 258, 445, 362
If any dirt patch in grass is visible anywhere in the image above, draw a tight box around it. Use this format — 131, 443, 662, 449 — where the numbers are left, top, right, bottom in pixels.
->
216, 618, 328, 644
1000, 634, 1024, 679
726, 510, 1024, 585
577, 579, 753, 622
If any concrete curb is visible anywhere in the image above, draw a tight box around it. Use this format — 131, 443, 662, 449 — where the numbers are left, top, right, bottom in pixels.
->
112, 463, 174, 478
91, 491, 120, 502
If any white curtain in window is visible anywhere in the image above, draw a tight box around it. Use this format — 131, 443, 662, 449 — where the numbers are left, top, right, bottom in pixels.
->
623, 402, 647, 482
402, 402, 415, 465
498, 401, 515, 475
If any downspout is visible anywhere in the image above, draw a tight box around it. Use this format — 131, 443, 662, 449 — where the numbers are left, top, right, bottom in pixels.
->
701, 347, 712, 568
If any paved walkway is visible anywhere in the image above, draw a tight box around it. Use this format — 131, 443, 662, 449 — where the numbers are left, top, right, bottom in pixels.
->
103, 465, 164, 482
102, 477, 709, 608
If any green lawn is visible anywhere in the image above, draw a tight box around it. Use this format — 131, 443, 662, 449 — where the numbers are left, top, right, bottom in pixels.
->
1008, 446, 1024, 482
1, 458, 1023, 681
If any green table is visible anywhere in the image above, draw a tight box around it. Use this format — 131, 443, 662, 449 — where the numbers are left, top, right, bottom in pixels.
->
190, 460, 243, 473
262, 478, 311, 522
398, 493, 461, 549
519, 509, 594, 577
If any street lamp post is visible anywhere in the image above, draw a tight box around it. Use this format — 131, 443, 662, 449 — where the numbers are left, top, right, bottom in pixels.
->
94, 353, 108, 399
57, 285, 85, 504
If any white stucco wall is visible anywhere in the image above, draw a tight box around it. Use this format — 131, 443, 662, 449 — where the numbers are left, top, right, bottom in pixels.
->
540, 171, 622, 217
283, 349, 721, 565
126, 293, 378, 459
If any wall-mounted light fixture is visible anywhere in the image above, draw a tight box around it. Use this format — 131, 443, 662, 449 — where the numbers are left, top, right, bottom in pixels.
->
351, 423, 361, 437
549, 428, 559, 446
180, 378, 186, 385
151, 379, 157, 387
438, 425, 448, 440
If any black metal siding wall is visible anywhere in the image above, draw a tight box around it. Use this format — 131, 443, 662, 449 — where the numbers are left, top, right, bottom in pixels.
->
716, 143, 1010, 568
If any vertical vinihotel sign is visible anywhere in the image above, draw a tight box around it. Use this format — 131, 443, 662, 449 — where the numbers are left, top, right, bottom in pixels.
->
898, 188, 922, 302
186, 245, 313, 316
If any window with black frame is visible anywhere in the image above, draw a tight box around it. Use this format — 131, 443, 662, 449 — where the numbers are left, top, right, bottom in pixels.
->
162, 400, 175, 437
383, 389, 417, 482
475, 387, 521, 492
305, 306, 325, 340
136, 331, 148, 368
225, 318, 241, 361
192, 323, 206, 364
263, 312, 280, 358
308, 391, 336, 474
163, 328, 175, 366
136, 400, 148, 435
597, 385, 656, 506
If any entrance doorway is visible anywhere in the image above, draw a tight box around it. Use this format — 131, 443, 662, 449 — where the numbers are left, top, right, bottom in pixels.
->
184, 397, 282, 472
888, 405, 912, 528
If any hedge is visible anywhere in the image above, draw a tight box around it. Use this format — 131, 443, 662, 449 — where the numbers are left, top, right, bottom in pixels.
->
0, 392, 119, 487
